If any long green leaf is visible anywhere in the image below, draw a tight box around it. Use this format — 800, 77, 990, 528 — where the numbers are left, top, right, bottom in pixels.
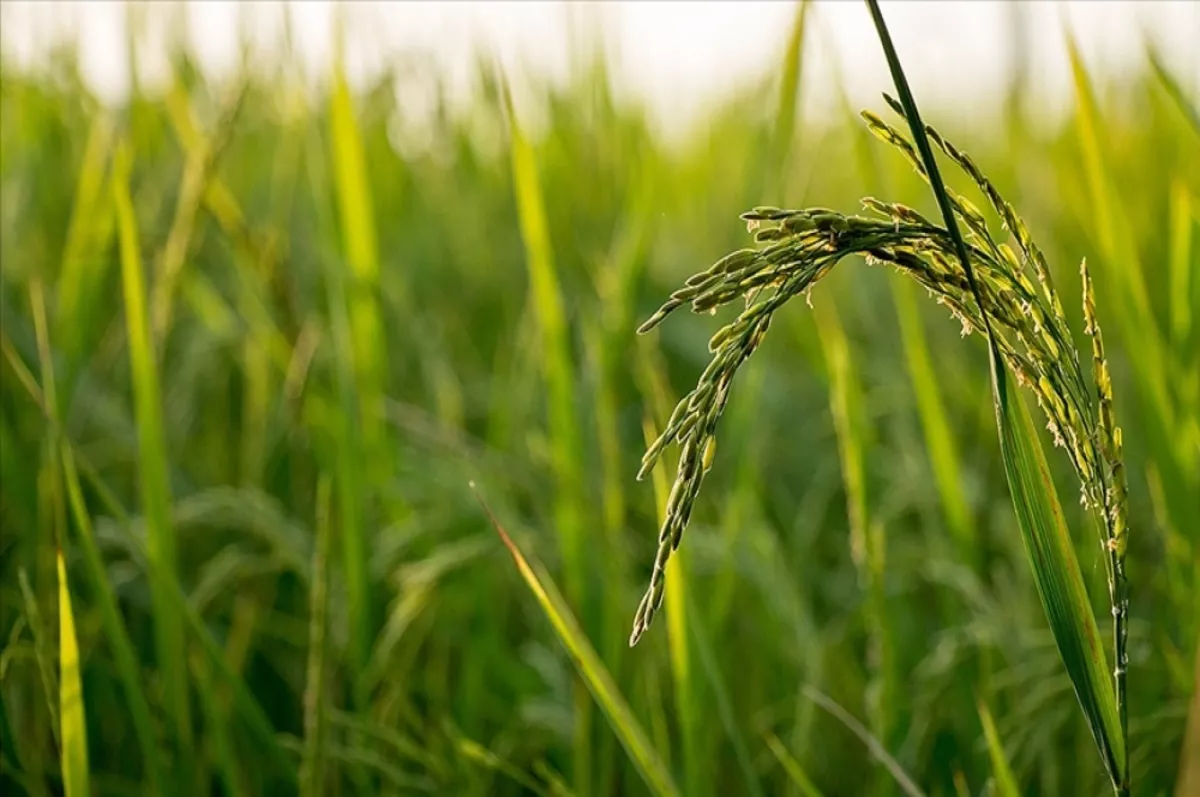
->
864, 2, 1126, 791
993, 358, 1125, 786
328, 37, 382, 678
300, 476, 332, 797
112, 139, 194, 770
473, 486, 680, 797
31, 267, 166, 793
1147, 41, 1200, 138
500, 67, 591, 794
764, 733, 824, 797
56, 550, 89, 797
976, 697, 1019, 797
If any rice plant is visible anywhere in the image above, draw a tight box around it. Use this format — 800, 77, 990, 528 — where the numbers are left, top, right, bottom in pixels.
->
1, 1, 1194, 794
630, 7, 1134, 792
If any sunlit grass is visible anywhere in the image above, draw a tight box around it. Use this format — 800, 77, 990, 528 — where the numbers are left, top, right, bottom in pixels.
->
0, 3, 1196, 795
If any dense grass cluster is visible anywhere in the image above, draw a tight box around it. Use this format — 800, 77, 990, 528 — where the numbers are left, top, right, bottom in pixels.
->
1, 4, 1197, 796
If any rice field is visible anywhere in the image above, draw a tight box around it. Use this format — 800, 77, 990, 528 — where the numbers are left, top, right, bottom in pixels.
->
0, 3, 1197, 796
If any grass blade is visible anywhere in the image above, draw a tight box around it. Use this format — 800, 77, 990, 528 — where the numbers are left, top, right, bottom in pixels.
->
764, 733, 824, 797
30, 267, 167, 793
1168, 180, 1194, 355
56, 550, 89, 797
993, 360, 1125, 786
112, 139, 195, 775
1147, 41, 1200, 138
802, 686, 923, 797
17, 569, 59, 751
1176, 641, 1200, 797
976, 697, 1019, 797
53, 111, 115, 388
499, 67, 591, 794
328, 35, 382, 678
472, 485, 680, 797
300, 476, 332, 797
61, 444, 164, 793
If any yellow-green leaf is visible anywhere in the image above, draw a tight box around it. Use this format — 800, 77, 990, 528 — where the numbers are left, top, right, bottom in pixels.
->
474, 486, 680, 797
57, 550, 90, 797
991, 348, 1126, 787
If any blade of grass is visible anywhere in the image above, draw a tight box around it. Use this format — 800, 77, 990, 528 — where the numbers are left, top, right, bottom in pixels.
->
995, 365, 1126, 787
1067, 32, 1192, 527
1147, 40, 1200, 138
764, 0, 810, 198
149, 80, 245, 349
1175, 641, 1200, 797
976, 697, 1019, 797
81, 452, 296, 784
764, 732, 824, 797
328, 31, 382, 679
17, 570, 59, 752
56, 550, 88, 797
30, 268, 166, 794
499, 70, 586, 608
191, 649, 242, 797
300, 476, 332, 797
684, 589, 765, 797
450, 727, 555, 797
1168, 180, 1193, 355
865, 2, 1127, 791
53, 110, 115, 394
112, 138, 194, 773
499, 67, 592, 796
60, 443, 164, 793
3, 333, 293, 784
802, 686, 923, 797
472, 485, 680, 797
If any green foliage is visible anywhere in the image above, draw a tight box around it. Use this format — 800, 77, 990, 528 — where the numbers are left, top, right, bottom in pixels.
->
0, 6, 1196, 796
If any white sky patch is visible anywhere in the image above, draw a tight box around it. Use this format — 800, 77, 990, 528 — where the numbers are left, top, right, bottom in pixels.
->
1, 1, 1196, 140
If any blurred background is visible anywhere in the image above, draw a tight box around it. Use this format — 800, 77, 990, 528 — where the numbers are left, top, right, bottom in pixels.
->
1, 1, 1197, 795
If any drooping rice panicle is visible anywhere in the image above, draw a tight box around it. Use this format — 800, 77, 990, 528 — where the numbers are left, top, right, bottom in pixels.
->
631, 110, 1130, 658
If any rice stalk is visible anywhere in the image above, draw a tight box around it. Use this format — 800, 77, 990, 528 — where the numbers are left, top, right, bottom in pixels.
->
474, 485, 680, 797
56, 550, 88, 797
113, 139, 196, 776
627, 13, 1133, 787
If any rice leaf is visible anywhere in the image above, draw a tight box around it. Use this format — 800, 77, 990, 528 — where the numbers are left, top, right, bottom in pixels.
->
56, 551, 89, 797
31, 272, 166, 793
992, 353, 1125, 786
300, 476, 332, 797
764, 733, 824, 797
18, 569, 59, 750
500, 66, 591, 792
53, 111, 115, 389
976, 697, 1019, 797
473, 485, 680, 797
112, 139, 195, 765
1147, 40, 1200, 138
329, 31, 382, 677
1168, 180, 1194, 357
802, 686, 923, 797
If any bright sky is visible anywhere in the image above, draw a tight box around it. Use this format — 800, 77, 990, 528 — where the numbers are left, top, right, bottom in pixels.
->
2, 1, 1197, 137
